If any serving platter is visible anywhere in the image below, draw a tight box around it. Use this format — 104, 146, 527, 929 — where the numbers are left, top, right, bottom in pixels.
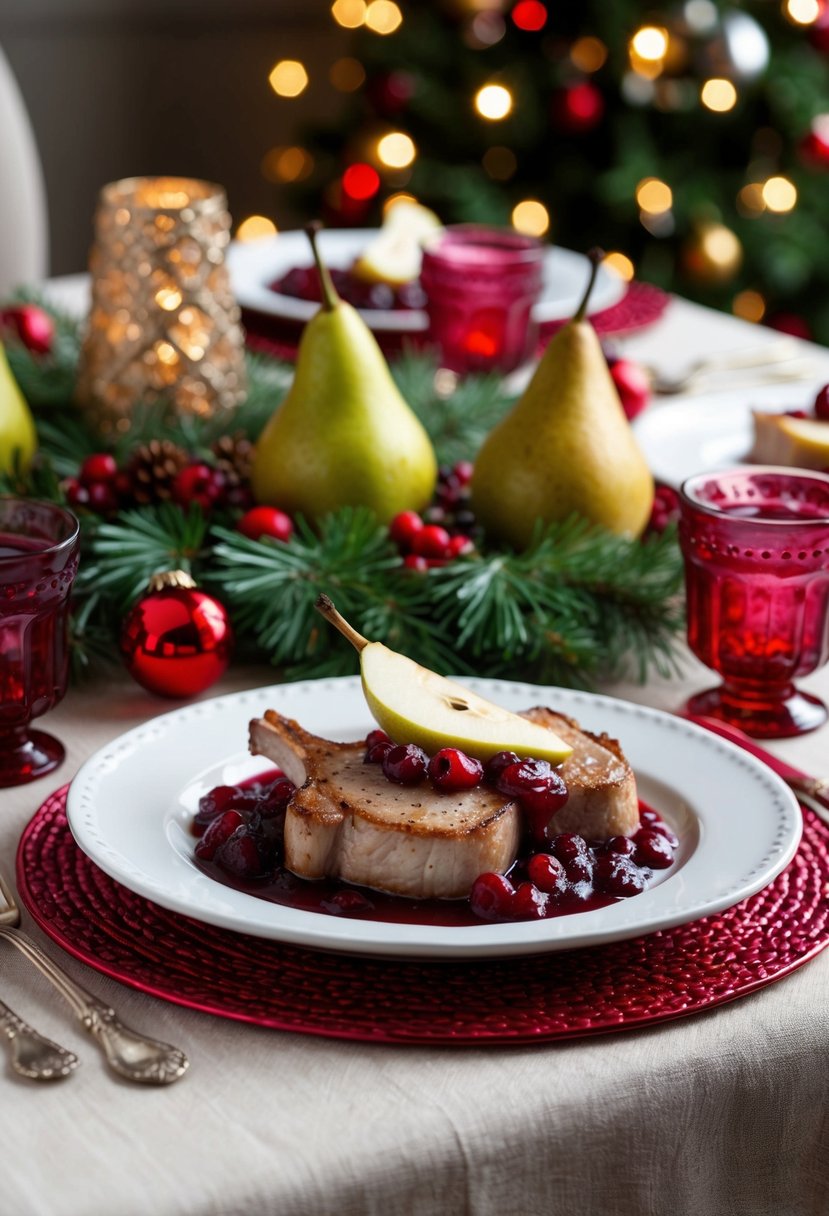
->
226, 231, 626, 332
64, 678, 801, 960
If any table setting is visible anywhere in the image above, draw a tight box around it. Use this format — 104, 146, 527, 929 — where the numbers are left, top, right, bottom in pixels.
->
1, 160, 829, 1216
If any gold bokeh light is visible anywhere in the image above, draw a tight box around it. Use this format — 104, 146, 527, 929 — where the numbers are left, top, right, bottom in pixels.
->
365, 0, 403, 34
330, 57, 366, 91
475, 83, 513, 120
604, 251, 635, 281
571, 36, 608, 73
236, 215, 278, 242
762, 175, 798, 212
331, 0, 367, 27
376, 131, 416, 168
701, 78, 738, 112
636, 177, 673, 214
783, 0, 821, 25
261, 146, 315, 184
511, 199, 550, 237
268, 60, 308, 98
733, 289, 766, 323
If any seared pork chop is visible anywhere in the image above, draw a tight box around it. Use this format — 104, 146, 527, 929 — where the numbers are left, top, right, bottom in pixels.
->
249, 711, 520, 899
250, 707, 640, 900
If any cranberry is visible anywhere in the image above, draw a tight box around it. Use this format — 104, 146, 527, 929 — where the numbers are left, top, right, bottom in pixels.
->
593, 853, 647, 897
80, 452, 118, 485
194, 784, 239, 833
469, 872, 515, 921
321, 889, 375, 915
365, 739, 394, 764
365, 729, 390, 749
412, 524, 452, 559
814, 384, 829, 421
85, 480, 120, 514
511, 881, 548, 920
527, 852, 567, 895
237, 506, 294, 543
564, 853, 594, 885
382, 743, 428, 785
428, 747, 483, 792
214, 828, 266, 879
64, 479, 90, 509
633, 828, 675, 869
447, 534, 474, 558
195, 809, 245, 859
172, 462, 224, 512
605, 835, 636, 856
389, 510, 423, 550
484, 751, 520, 783
258, 776, 295, 817
550, 833, 588, 864
453, 460, 474, 486
403, 554, 430, 572
496, 760, 569, 840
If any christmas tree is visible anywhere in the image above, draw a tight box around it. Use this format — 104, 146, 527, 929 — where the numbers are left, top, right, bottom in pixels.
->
264, 0, 829, 343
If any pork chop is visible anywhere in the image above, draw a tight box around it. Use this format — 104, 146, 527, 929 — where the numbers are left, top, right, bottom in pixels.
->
249, 707, 640, 900
249, 711, 520, 899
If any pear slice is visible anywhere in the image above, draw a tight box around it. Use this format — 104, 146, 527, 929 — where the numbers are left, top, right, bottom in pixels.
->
316, 595, 572, 764
352, 201, 442, 286
749, 411, 829, 470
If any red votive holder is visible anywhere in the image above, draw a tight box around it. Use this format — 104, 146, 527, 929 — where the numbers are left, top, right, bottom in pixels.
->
679, 466, 829, 738
419, 225, 544, 374
0, 498, 80, 786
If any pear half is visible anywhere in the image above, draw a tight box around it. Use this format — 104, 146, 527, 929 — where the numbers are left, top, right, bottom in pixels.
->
316, 595, 572, 764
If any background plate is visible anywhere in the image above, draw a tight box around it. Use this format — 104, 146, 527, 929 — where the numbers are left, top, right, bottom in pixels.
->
65, 678, 801, 959
226, 231, 626, 332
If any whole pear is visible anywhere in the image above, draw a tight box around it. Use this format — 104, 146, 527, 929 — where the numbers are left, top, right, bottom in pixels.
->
251, 224, 437, 524
470, 251, 654, 547
0, 339, 37, 476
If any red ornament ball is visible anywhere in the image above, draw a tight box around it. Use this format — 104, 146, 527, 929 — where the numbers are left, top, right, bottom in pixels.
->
799, 117, 829, 168
172, 462, 225, 512
550, 81, 604, 134
0, 304, 55, 355
607, 356, 652, 421
814, 384, 829, 421
237, 505, 294, 543
512, 1, 547, 32
120, 574, 234, 698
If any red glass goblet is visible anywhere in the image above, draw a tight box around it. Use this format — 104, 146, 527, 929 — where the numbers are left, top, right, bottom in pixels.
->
679, 466, 829, 738
0, 498, 80, 786
419, 225, 544, 374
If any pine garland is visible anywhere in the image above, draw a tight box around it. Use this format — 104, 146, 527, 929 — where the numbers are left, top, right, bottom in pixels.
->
2, 299, 686, 689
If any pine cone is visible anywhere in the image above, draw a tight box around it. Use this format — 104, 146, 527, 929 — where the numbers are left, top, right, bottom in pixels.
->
126, 439, 189, 505
211, 432, 255, 487
211, 432, 255, 507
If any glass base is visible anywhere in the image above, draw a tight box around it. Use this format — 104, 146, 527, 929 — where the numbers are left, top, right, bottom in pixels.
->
686, 685, 828, 740
0, 728, 65, 788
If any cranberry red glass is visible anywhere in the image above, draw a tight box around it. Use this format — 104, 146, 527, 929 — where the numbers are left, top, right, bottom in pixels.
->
419, 225, 544, 374
679, 467, 829, 738
0, 498, 80, 786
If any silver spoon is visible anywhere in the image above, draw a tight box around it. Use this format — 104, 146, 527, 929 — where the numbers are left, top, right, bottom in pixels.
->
0, 871, 188, 1086
0, 995, 79, 1081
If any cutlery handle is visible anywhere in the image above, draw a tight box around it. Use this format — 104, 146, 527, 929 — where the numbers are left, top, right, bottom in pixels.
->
0, 925, 188, 1085
0, 997, 79, 1081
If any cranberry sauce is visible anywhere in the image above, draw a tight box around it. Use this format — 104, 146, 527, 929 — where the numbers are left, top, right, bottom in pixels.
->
191, 769, 679, 928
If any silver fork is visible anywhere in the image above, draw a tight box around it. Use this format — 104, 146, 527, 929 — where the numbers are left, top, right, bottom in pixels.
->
0, 870, 189, 1086
645, 339, 815, 395
0, 994, 79, 1081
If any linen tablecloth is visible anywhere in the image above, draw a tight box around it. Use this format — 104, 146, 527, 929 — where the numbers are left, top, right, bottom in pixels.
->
2, 297, 829, 1216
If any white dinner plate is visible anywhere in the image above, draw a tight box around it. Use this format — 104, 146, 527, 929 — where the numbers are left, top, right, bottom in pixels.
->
226, 230, 626, 333
64, 677, 801, 960
632, 381, 827, 488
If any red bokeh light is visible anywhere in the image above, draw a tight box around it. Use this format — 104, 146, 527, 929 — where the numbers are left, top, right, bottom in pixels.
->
342, 163, 381, 200
512, 1, 547, 32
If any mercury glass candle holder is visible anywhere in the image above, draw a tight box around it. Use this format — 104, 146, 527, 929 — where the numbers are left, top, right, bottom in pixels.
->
76, 176, 247, 435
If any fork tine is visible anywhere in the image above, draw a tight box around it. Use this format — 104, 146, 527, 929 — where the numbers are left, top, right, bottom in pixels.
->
0, 870, 20, 926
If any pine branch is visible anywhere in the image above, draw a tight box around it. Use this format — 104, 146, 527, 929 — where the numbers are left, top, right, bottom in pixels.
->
79, 503, 210, 607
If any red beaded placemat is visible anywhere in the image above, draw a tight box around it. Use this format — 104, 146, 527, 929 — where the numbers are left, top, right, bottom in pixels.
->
16, 787, 829, 1045
243, 281, 671, 363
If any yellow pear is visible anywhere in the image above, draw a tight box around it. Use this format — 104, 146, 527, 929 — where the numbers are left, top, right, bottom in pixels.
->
470, 251, 654, 547
316, 595, 572, 763
251, 224, 437, 524
0, 339, 36, 476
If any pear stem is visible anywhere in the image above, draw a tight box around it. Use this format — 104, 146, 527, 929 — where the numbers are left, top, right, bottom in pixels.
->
305, 222, 340, 313
574, 247, 606, 323
315, 593, 369, 652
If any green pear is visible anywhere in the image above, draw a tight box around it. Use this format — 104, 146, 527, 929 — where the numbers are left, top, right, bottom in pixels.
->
316, 595, 572, 763
0, 340, 37, 476
251, 224, 437, 524
470, 251, 654, 548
